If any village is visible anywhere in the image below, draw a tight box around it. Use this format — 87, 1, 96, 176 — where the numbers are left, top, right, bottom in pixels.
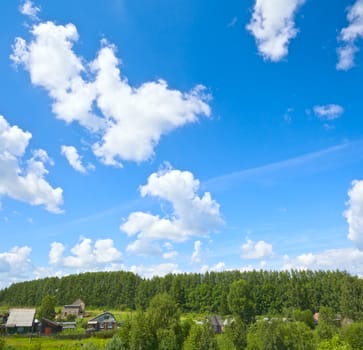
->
0, 298, 226, 338
0, 299, 118, 337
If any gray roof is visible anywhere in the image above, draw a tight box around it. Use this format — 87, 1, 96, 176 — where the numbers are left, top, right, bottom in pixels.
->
6, 308, 36, 328
89, 312, 116, 323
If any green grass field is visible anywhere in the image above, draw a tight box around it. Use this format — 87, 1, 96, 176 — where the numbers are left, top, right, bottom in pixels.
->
4, 336, 107, 349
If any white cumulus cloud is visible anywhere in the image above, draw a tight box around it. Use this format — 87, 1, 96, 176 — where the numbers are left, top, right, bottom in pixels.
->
19, 0, 40, 19
241, 239, 274, 259
11, 20, 211, 167
284, 248, 363, 275
0, 246, 33, 288
337, 0, 363, 71
344, 179, 363, 249
0, 115, 63, 213
247, 0, 305, 62
61, 145, 90, 173
130, 263, 180, 278
121, 167, 223, 256
313, 104, 344, 120
49, 237, 122, 269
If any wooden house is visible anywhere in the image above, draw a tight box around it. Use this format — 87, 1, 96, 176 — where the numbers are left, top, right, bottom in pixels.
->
40, 318, 62, 335
87, 312, 117, 332
6, 308, 36, 334
61, 299, 85, 318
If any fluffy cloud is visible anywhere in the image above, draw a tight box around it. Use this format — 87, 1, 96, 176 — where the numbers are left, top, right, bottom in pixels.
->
126, 239, 162, 256
200, 262, 226, 273
247, 0, 305, 61
61, 145, 90, 173
11, 21, 211, 167
313, 104, 344, 120
241, 239, 274, 259
0, 115, 63, 213
130, 263, 180, 278
337, 0, 363, 71
284, 248, 363, 275
19, 0, 40, 19
344, 180, 363, 249
191, 240, 203, 264
49, 237, 122, 269
0, 246, 32, 288
121, 167, 223, 255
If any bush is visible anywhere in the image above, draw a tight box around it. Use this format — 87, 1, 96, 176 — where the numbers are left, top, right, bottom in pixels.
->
105, 336, 127, 350
342, 323, 363, 350
92, 330, 118, 339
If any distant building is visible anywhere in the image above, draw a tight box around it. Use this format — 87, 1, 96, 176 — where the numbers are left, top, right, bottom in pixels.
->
208, 315, 223, 334
60, 321, 76, 330
61, 299, 85, 318
40, 318, 62, 335
87, 312, 117, 332
6, 308, 36, 334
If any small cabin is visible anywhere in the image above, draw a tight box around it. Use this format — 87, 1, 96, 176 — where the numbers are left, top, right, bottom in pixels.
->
6, 308, 36, 334
87, 312, 117, 332
40, 318, 62, 335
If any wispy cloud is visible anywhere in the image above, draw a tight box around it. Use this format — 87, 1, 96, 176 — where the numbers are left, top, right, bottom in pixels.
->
337, 0, 363, 71
205, 141, 363, 190
313, 104, 344, 120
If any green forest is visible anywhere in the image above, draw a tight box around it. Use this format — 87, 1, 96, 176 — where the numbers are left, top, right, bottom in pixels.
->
1, 269, 363, 349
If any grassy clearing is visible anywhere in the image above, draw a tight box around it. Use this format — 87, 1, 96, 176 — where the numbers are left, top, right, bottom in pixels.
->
4, 336, 107, 349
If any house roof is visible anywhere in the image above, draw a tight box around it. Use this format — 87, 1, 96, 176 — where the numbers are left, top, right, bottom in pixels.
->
6, 308, 36, 328
89, 312, 116, 323
41, 318, 61, 328
71, 299, 84, 306
64, 299, 84, 308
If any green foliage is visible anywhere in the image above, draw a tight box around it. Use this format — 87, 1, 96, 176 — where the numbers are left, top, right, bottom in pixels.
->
147, 292, 180, 331
117, 316, 132, 348
292, 309, 314, 328
318, 335, 352, 350
0, 269, 361, 323
223, 316, 247, 350
340, 276, 363, 321
228, 279, 255, 323
104, 336, 127, 350
157, 328, 179, 350
216, 333, 237, 350
66, 314, 77, 321
129, 310, 156, 350
341, 322, 363, 350
246, 319, 315, 350
316, 306, 339, 341
0, 338, 4, 350
38, 294, 56, 320
183, 323, 218, 350
82, 343, 100, 350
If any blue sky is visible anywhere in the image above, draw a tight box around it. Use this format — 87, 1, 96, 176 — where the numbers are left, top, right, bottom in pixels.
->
1, 0, 363, 288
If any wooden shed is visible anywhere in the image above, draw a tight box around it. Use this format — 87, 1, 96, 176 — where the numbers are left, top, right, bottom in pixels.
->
40, 318, 62, 335
6, 308, 36, 334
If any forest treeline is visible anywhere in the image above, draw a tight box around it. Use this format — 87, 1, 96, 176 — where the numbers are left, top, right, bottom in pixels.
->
1, 269, 362, 318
